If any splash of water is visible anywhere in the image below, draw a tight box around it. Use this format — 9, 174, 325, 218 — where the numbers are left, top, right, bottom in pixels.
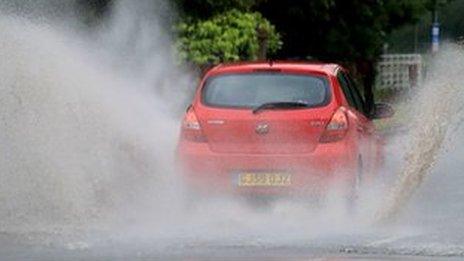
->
0, 1, 378, 246
0, 0, 189, 234
377, 45, 464, 223
4, 1, 464, 256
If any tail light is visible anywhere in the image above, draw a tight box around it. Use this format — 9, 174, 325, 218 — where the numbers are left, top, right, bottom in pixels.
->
319, 107, 349, 143
181, 106, 207, 142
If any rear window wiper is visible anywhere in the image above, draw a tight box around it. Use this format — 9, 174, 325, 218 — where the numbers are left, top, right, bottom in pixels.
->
252, 101, 310, 114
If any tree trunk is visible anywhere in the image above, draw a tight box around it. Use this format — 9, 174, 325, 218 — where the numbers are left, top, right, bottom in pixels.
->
356, 59, 375, 114
257, 27, 269, 60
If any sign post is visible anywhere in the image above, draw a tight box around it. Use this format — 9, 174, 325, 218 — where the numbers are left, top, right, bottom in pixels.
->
431, 22, 440, 53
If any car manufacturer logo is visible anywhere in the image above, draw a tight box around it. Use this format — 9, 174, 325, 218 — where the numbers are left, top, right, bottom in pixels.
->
255, 123, 270, 135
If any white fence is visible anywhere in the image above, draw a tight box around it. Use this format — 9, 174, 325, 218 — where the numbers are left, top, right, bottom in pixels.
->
376, 54, 423, 90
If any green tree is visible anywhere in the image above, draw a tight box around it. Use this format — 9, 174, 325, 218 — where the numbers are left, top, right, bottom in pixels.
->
176, 9, 281, 66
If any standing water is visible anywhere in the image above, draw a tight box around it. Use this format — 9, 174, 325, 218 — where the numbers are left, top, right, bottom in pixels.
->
1, 0, 464, 259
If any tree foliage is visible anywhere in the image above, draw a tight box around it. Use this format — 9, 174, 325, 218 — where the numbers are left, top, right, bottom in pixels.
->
77, 0, 453, 108
388, 0, 461, 53
257, 0, 431, 61
176, 9, 281, 66
78, 0, 445, 63
174, 0, 264, 19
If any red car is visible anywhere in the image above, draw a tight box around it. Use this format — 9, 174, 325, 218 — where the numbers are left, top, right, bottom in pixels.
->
177, 61, 392, 201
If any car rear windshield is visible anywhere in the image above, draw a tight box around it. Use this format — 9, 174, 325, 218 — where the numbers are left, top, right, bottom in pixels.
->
202, 73, 330, 108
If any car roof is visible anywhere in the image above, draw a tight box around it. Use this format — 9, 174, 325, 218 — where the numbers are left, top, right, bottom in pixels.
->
207, 61, 341, 76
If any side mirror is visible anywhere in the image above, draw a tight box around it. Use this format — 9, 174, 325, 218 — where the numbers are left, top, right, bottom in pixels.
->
371, 102, 394, 119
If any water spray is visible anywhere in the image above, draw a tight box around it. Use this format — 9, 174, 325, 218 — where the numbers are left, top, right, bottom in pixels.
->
376, 45, 464, 223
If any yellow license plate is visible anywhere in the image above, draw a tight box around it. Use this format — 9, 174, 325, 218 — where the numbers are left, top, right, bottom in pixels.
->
238, 173, 291, 187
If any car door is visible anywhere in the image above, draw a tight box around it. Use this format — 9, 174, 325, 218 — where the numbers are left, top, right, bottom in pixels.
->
343, 71, 378, 176
337, 71, 375, 174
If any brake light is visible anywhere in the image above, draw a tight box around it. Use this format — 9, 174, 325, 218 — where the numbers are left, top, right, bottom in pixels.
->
319, 107, 349, 143
181, 107, 207, 142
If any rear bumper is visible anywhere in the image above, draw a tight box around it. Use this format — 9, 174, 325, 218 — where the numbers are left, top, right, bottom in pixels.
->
177, 140, 357, 196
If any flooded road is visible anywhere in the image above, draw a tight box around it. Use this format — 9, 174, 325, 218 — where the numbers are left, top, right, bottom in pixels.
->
1, 0, 464, 260
3, 130, 464, 260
